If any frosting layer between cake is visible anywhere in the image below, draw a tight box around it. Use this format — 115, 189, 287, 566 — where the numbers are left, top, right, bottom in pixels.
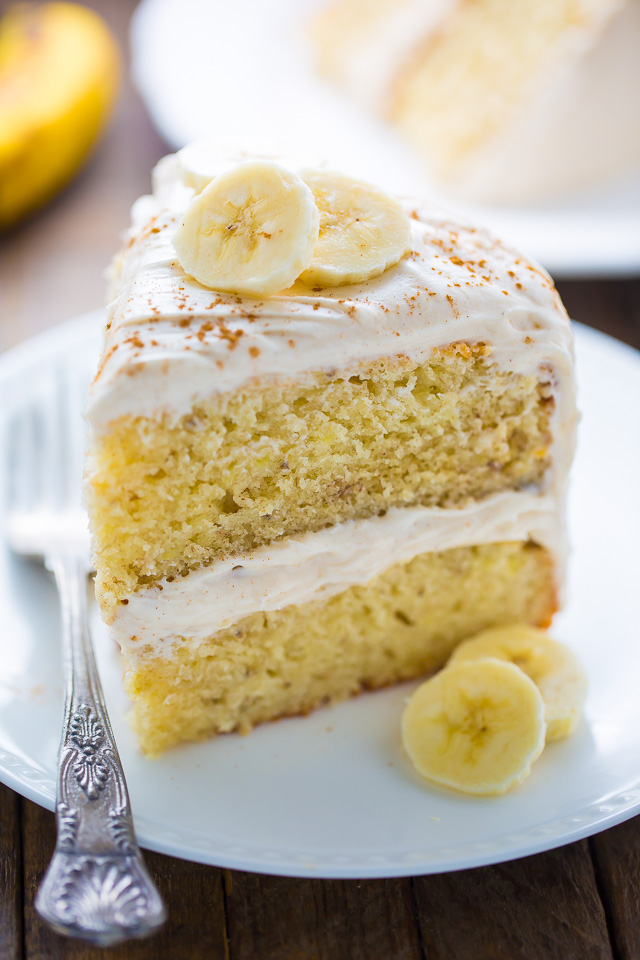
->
113, 489, 561, 661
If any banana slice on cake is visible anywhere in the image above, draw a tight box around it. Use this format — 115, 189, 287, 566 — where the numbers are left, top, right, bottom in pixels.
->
174, 160, 319, 297
299, 170, 411, 286
165, 141, 323, 195
449, 625, 587, 741
402, 658, 546, 795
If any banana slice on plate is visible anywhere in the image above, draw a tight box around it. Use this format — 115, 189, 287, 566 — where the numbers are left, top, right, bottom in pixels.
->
299, 170, 411, 286
402, 658, 546, 796
174, 160, 319, 297
449, 625, 587, 741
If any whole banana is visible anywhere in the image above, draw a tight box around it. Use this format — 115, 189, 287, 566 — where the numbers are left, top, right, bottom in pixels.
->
0, 2, 120, 230
173, 156, 413, 297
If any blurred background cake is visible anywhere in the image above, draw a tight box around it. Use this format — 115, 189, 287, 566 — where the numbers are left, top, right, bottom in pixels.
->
311, 0, 640, 204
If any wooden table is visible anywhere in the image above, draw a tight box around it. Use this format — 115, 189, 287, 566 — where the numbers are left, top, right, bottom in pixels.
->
1, 2, 639, 956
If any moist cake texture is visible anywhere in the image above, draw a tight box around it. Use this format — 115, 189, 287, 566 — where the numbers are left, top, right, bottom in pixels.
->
85, 148, 577, 753
90, 347, 553, 617
129, 541, 555, 755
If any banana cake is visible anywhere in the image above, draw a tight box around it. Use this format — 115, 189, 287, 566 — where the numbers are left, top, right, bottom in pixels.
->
312, 0, 640, 203
84, 145, 577, 754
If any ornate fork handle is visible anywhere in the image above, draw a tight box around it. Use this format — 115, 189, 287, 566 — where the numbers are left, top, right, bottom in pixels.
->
35, 554, 166, 946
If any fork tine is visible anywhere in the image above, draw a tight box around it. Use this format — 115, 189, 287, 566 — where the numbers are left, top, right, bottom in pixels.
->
3, 415, 17, 513
63, 364, 89, 511
6, 358, 90, 559
38, 368, 64, 511
5, 414, 19, 513
9, 403, 39, 513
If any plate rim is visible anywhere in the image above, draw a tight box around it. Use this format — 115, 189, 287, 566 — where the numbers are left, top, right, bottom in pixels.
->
2, 737, 640, 879
1, 312, 640, 878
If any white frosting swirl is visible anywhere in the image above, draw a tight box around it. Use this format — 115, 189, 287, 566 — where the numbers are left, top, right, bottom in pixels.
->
113, 490, 562, 662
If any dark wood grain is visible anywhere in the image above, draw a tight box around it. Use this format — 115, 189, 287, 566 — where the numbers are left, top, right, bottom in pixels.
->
556, 279, 640, 350
21, 798, 228, 960
591, 817, 640, 960
0, 785, 22, 960
412, 842, 614, 960
224, 872, 422, 960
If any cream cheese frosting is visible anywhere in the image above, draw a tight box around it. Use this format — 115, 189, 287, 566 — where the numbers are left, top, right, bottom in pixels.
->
87, 154, 574, 438
113, 490, 562, 662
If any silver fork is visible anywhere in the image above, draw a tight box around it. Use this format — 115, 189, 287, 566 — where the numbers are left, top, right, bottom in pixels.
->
4, 363, 166, 946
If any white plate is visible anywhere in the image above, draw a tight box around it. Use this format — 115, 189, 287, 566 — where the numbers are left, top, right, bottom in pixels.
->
1, 312, 639, 879
130, 0, 640, 278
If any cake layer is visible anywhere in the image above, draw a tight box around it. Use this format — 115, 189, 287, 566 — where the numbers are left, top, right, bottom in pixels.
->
126, 540, 556, 755
88, 346, 554, 612
112, 490, 562, 660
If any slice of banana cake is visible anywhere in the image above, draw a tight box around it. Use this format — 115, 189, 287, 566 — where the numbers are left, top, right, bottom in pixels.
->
85, 145, 577, 754
311, 0, 640, 204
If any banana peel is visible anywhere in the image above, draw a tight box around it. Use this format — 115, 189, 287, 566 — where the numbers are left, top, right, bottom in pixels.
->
0, 2, 121, 230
